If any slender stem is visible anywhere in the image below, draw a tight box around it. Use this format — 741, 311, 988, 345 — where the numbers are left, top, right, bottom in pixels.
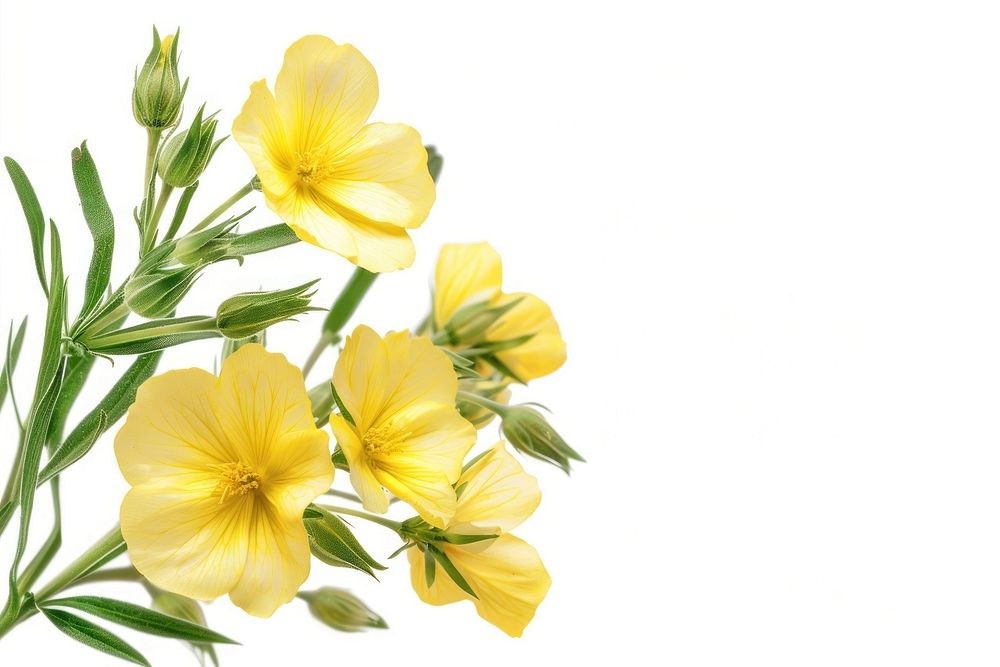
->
457, 390, 508, 416
318, 504, 402, 532
189, 179, 255, 234
35, 524, 124, 602
69, 566, 142, 589
324, 488, 363, 504
142, 183, 174, 251
302, 267, 378, 377
143, 128, 161, 192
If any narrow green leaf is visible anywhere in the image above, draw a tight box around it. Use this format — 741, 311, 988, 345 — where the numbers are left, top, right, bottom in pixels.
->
423, 548, 436, 588
39, 351, 161, 485
4, 157, 47, 295
0, 317, 26, 415
306, 506, 385, 576
42, 596, 237, 644
41, 607, 151, 666
428, 545, 478, 598
164, 180, 199, 241
71, 142, 115, 319
45, 353, 96, 448
425, 145, 444, 183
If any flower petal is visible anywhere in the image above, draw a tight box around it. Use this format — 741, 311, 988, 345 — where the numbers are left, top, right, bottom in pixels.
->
213, 344, 316, 467
114, 368, 234, 486
379, 331, 459, 414
273, 36, 377, 155
375, 465, 455, 529
231, 80, 296, 205
450, 442, 540, 533
318, 122, 435, 229
227, 501, 312, 617
262, 429, 334, 516
330, 413, 390, 514
433, 242, 503, 329
407, 546, 466, 606
488, 292, 566, 381
333, 324, 389, 431
122, 484, 250, 601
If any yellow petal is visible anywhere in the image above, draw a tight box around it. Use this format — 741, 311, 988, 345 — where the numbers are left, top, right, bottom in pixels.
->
317, 123, 435, 229
489, 292, 566, 381
231, 80, 296, 210
122, 484, 250, 601
227, 501, 312, 617
114, 368, 234, 486
262, 429, 334, 516
330, 414, 390, 514
408, 536, 551, 637
213, 344, 317, 466
332, 324, 388, 431
273, 36, 377, 155
407, 546, 466, 606
433, 242, 503, 329
450, 443, 540, 533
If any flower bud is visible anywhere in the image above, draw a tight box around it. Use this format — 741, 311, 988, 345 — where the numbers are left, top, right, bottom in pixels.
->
171, 215, 243, 266
150, 588, 206, 626
216, 280, 321, 339
133, 27, 187, 129
457, 378, 510, 429
124, 265, 201, 318
299, 587, 387, 632
157, 105, 225, 188
499, 404, 584, 474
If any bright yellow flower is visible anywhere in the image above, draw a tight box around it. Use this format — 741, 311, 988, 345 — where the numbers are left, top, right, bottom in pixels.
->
232, 35, 436, 273
114, 344, 334, 618
329, 325, 476, 528
433, 242, 566, 382
408, 443, 550, 637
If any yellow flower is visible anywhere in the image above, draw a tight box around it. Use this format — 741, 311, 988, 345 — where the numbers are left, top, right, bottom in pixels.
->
408, 443, 551, 637
232, 35, 436, 273
433, 242, 566, 382
329, 325, 476, 528
114, 344, 334, 618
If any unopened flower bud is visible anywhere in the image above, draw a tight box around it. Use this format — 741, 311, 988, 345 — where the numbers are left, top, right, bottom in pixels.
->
133, 27, 187, 129
216, 280, 320, 339
158, 105, 225, 188
299, 587, 387, 632
124, 265, 201, 318
499, 404, 584, 474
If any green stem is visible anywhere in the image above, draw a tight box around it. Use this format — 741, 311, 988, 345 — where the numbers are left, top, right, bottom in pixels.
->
456, 390, 509, 416
189, 179, 255, 234
302, 267, 378, 377
142, 183, 174, 252
324, 489, 363, 504
143, 128, 161, 192
318, 504, 401, 532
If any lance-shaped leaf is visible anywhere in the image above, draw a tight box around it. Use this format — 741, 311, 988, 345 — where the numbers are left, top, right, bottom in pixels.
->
427, 543, 478, 598
0, 317, 26, 415
72, 142, 115, 320
40, 606, 150, 666
4, 157, 47, 295
306, 505, 385, 577
42, 596, 237, 644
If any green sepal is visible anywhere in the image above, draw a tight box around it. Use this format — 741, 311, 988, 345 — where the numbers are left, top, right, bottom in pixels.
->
305, 504, 385, 577
41, 596, 238, 644
423, 548, 436, 588
330, 382, 356, 426
40, 606, 151, 666
427, 544, 478, 598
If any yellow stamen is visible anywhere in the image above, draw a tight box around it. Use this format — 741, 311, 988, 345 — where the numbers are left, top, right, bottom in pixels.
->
362, 423, 408, 458
213, 462, 261, 502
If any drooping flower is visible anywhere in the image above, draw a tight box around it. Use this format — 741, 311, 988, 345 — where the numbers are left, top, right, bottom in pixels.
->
232, 35, 436, 273
328, 325, 475, 528
408, 442, 551, 637
114, 344, 334, 618
433, 242, 566, 382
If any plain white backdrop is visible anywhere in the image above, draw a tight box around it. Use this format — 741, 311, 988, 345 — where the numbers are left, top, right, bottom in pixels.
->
3, 0, 1000, 664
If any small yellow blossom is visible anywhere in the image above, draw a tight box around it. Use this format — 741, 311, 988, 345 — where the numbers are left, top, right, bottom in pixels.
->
408, 443, 550, 637
329, 325, 476, 528
434, 242, 566, 381
114, 344, 334, 618
232, 35, 436, 273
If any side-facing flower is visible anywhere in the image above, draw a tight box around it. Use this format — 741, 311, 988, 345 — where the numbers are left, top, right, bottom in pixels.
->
433, 242, 566, 382
407, 442, 551, 637
114, 344, 334, 617
232, 35, 436, 273
329, 325, 475, 528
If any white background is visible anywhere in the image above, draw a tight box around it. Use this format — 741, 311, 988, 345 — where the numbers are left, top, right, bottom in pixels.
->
2, 0, 1000, 664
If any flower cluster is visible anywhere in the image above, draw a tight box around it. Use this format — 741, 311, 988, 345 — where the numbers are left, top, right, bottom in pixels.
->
0, 28, 579, 661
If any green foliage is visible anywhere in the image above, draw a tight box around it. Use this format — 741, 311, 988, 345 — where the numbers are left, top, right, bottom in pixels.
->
3, 157, 48, 295
40, 606, 150, 666
305, 505, 385, 577
71, 142, 115, 320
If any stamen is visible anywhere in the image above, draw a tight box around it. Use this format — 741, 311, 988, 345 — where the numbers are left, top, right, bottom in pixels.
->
213, 462, 261, 503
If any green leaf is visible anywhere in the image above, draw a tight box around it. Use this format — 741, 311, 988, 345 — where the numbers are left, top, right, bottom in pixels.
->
42, 596, 237, 644
39, 351, 161, 485
163, 180, 199, 241
4, 156, 47, 295
423, 548, 436, 588
41, 606, 151, 666
0, 317, 26, 415
428, 544, 478, 598
45, 353, 96, 449
306, 505, 385, 577
425, 145, 444, 183
71, 141, 115, 319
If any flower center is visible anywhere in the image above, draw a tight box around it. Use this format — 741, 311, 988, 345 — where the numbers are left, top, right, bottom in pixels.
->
295, 150, 333, 184
362, 423, 405, 458
213, 462, 261, 502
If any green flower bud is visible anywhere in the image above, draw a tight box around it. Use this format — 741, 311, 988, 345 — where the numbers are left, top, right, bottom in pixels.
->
216, 280, 321, 339
499, 404, 584, 474
150, 588, 206, 626
171, 213, 245, 266
124, 265, 201, 318
157, 105, 226, 188
299, 587, 387, 632
133, 27, 187, 129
